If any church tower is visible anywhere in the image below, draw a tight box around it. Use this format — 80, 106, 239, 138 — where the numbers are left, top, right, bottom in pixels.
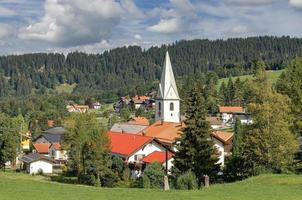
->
155, 51, 180, 123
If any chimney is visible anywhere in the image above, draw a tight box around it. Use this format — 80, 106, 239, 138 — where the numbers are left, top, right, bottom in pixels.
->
142, 130, 146, 136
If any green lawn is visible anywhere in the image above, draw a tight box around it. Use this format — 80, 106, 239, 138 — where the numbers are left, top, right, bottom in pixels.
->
217, 70, 284, 88
0, 172, 301, 200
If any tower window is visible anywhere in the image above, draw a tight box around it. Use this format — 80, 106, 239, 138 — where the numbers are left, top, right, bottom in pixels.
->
170, 102, 174, 111
158, 102, 161, 117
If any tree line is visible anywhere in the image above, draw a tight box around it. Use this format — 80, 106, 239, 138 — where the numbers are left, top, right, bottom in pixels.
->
1, 36, 302, 97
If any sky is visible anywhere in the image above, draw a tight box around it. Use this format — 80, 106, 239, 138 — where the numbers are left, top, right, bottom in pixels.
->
1, 0, 302, 55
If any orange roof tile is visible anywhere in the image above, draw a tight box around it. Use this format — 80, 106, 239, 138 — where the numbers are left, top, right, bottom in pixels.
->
211, 131, 234, 144
33, 143, 50, 153
128, 117, 150, 126
142, 151, 174, 164
144, 121, 183, 144
219, 106, 244, 113
50, 143, 61, 150
108, 131, 153, 157
132, 95, 150, 101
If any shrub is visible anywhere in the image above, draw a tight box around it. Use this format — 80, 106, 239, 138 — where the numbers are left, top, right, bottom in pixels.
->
130, 176, 150, 188
176, 171, 198, 190
37, 169, 44, 176
144, 162, 165, 189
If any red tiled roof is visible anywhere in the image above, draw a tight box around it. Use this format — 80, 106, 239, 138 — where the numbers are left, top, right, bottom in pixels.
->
50, 143, 61, 150
128, 117, 150, 126
33, 143, 50, 153
108, 131, 153, 157
211, 131, 234, 144
144, 121, 183, 144
142, 151, 174, 164
219, 106, 244, 113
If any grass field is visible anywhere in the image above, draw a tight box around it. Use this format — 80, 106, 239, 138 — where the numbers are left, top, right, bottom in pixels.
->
217, 70, 284, 88
0, 172, 301, 200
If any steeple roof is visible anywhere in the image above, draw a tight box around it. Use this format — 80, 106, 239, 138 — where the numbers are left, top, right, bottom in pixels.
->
157, 51, 180, 99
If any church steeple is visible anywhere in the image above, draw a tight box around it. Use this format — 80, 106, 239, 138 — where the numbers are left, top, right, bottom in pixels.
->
157, 51, 180, 100
155, 51, 180, 123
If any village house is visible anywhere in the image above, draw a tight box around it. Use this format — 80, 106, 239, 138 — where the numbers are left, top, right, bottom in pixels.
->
20, 153, 55, 174
211, 131, 234, 166
49, 143, 68, 165
142, 151, 174, 171
108, 131, 171, 163
206, 116, 223, 130
88, 102, 102, 109
33, 143, 50, 156
110, 117, 150, 134
66, 103, 89, 113
219, 106, 253, 125
34, 127, 66, 144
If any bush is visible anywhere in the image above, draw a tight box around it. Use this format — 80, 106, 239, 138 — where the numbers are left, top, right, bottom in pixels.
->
176, 171, 198, 190
144, 162, 165, 189
130, 176, 150, 188
37, 169, 44, 176
100, 169, 119, 187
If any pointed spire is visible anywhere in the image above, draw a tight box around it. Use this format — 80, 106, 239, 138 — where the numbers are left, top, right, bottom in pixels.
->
157, 51, 180, 99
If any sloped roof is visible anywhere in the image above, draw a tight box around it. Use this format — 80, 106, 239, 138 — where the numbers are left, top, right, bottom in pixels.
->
142, 151, 174, 164
128, 117, 150, 126
50, 143, 61, 150
33, 143, 50, 153
157, 51, 180, 100
43, 127, 66, 135
110, 123, 148, 134
145, 121, 183, 144
41, 133, 63, 143
206, 117, 222, 125
211, 131, 234, 144
20, 153, 54, 164
219, 106, 244, 113
108, 131, 154, 157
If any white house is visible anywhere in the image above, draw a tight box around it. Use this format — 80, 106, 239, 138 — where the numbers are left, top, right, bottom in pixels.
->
142, 151, 174, 172
49, 143, 68, 164
211, 131, 234, 166
20, 153, 55, 174
219, 106, 245, 125
108, 131, 170, 163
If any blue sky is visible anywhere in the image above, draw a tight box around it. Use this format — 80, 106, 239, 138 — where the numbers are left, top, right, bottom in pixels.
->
0, 0, 302, 55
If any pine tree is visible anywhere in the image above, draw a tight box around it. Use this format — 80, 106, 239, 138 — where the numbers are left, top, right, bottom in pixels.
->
232, 117, 242, 157
173, 85, 219, 185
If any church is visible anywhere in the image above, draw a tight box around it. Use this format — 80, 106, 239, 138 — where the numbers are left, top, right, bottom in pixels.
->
143, 51, 183, 146
108, 51, 232, 167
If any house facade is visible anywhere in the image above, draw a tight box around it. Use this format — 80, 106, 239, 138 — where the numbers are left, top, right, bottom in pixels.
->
20, 153, 55, 174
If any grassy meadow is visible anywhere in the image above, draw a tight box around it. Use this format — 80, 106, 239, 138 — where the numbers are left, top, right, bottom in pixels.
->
217, 70, 284, 88
0, 172, 301, 200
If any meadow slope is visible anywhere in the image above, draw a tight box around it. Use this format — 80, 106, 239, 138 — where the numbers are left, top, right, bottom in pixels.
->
0, 172, 301, 200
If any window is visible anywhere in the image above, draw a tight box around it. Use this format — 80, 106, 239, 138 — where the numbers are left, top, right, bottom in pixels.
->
158, 102, 161, 117
170, 102, 174, 111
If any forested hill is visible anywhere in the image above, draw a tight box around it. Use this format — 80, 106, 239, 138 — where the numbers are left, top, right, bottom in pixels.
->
1, 36, 302, 98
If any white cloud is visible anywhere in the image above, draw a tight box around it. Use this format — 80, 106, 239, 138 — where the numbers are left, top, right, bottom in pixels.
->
225, 0, 278, 6
147, 18, 182, 33
0, 6, 16, 16
134, 34, 142, 40
289, 0, 302, 8
170, 0, 195, 14
120, 0, 144, 19
0, 24, 10, 39
19, 0, 123, 47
